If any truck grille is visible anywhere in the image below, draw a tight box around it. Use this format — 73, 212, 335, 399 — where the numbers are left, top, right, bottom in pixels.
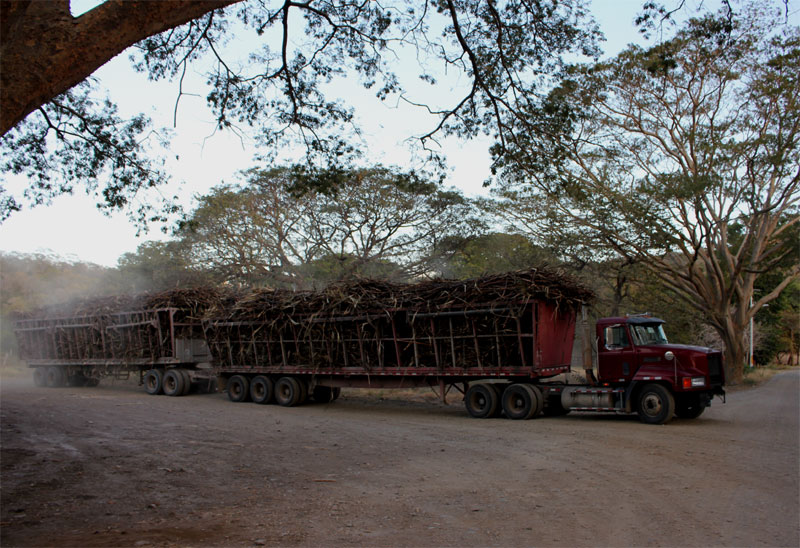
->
708, 353, 724, 386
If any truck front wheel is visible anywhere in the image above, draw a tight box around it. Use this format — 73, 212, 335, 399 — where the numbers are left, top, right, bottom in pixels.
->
636, 383, 675, 425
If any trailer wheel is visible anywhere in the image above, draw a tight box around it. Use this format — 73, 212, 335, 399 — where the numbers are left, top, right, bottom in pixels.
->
163, 369, 185, 397
144, 369, 164, 395
636, 384, 675, 425
45, 366, 65, 388
274, 377, 302, 407
465, 383, 499, 418
250, 375, 274, 404
675, 395, 706, 419
227, 375, 250, 402
331, 387, 342, 401
33, 368, 46, 387
501, 384, 538, 420
179, 370, 192, 396
84, 378, 100, 387
296, 378, 309, 405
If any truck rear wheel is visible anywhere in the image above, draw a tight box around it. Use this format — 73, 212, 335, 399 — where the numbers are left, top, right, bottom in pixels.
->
501, 384, 539, 420
274, 377, 302, 407
636, 383, 675, 425
465, 383, 499, 418
250, 375, 274, 404
227, 375, 250, 402
144, 369, 163, 395
163, 369, 185, 397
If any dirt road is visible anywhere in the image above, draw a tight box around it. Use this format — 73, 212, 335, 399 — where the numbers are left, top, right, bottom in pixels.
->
2, 371, 798, 547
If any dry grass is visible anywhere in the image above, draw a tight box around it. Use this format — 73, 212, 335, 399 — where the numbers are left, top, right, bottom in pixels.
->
729, 363, 799, 392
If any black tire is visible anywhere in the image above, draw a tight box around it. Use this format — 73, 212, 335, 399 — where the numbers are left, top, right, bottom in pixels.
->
636, 383, 675, 425
163, 369, 185, 397
296, 378, 309, 405
274, 377, 302, 407
84, 378, 100, 387
331, 387, 342, 401
32, 368, 46, 387
675, 395, 706, 419
227, 375, 250, 402
179, 370, 192, 396
501, 384, 538, 420
465, 383, 499, 418
250, 375, 274, 404
529, 384, 544, 417
45, 366, 65, 388
312, 385, 334, 403
144, 369, 164, 395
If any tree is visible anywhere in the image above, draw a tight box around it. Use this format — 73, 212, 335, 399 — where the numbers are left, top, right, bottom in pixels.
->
492, 3, 800, 382
179, 166, 473, 286
115, 240, 217, 292
0, 0, 600, 224
430, 232, 557, 279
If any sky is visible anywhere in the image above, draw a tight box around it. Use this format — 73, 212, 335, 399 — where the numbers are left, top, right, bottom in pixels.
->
0, 0, 771, 267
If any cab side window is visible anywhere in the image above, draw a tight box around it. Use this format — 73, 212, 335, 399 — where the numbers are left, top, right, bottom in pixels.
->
604, 326, 630, 349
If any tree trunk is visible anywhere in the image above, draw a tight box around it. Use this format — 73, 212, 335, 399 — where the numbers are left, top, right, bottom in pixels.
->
0, 0, 239, 135
718, 325, 748, 385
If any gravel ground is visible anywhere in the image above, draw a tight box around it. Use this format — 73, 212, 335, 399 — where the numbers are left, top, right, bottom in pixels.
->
1, 370, 798, 547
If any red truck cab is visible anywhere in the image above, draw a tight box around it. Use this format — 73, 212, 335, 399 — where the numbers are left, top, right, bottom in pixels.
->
595, 315, 725, 422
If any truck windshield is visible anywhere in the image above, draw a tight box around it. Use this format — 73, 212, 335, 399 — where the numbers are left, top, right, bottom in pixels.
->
630, 324, 669, 346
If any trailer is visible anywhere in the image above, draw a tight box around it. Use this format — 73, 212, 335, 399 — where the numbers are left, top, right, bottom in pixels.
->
14, 291, 220, 394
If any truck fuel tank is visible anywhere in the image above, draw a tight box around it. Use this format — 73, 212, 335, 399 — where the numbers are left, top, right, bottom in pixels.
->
561, 386, 624, 412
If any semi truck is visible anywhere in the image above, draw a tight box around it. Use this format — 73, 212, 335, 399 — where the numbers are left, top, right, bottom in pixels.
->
14, 269, 725, 424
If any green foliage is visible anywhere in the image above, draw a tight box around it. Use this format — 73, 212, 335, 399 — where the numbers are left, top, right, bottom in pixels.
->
491, 1, 800, 382
298, 254, 408, 288
1, 0, 601, 227
754, 279, 800, 365
0, 80, 177, 227
116, 241, 218, 293
178, 165, 475, 287
431, 233, 557, 279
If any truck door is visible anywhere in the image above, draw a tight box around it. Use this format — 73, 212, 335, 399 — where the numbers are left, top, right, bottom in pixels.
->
598, 324, 637, 383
